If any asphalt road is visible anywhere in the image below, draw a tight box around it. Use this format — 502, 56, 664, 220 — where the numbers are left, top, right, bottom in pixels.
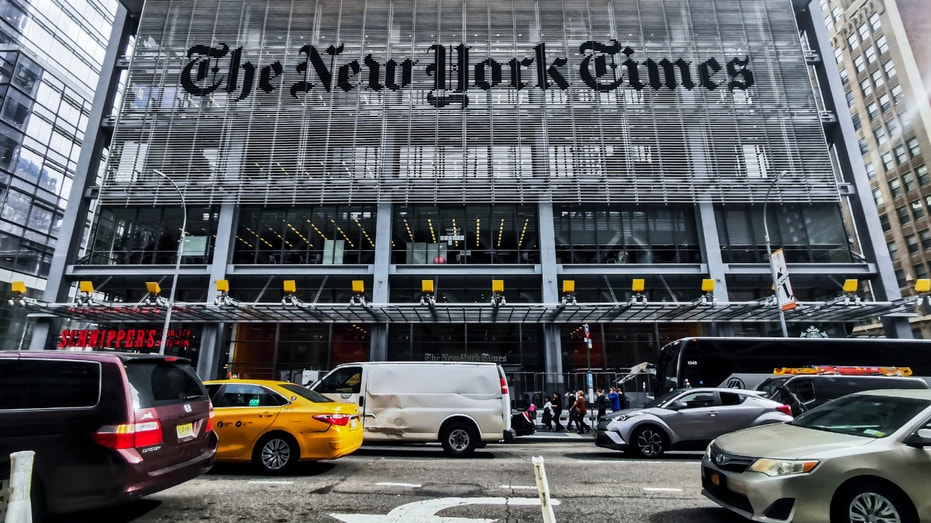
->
52, 438, 749, 523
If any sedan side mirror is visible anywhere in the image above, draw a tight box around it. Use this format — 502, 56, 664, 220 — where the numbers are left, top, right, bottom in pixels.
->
668, 400, 687, 411
904, 428, 931, 448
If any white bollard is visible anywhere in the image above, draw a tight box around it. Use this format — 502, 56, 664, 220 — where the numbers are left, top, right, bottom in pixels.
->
532, 455, 557, 523
5, 451, 34, 523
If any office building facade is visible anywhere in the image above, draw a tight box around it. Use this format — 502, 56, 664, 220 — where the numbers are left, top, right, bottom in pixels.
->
820, 0, 931, 337
0, 0, 119, 350
25, 0, 913, 386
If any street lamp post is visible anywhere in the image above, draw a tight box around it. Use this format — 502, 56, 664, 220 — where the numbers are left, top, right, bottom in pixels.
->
762, 170, 788, 337
152, 169, 187, 354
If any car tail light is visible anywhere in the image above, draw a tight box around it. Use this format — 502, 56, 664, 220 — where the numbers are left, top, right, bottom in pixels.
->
313, 414, 352, 426
205, 402, 215, 432
500, 378, 509, 394
93, 408, 164, 449
776, 404, 794, 416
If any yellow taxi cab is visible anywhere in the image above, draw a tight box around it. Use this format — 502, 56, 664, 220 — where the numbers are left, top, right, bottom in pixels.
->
203, 379, 363, 473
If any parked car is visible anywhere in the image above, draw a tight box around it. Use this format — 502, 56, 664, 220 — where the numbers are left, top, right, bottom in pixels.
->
702, 389, 931, 522
204, 379, 363, 473
0, 351, 217, 520
756, 374, 928, 415
310, 362, 512, 457
595, 387, 793, 458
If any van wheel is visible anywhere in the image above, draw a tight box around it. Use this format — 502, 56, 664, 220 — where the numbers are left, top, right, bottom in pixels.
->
441, 421, 478, 457
254, 433, 299, 474
831, 481, 917, 523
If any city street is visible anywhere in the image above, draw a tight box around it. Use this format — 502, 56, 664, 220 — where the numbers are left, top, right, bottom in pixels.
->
54, 435, 746, 523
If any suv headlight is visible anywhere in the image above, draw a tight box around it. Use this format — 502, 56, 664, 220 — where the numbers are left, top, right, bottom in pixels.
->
618, 412, 644, 422
749, 458, 819, 477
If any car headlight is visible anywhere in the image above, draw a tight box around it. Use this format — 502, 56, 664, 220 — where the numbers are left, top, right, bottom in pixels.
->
618, 412, 644, 422
749, 458, 819, 477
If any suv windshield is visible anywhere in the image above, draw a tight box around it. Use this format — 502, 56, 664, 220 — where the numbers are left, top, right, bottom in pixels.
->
791, 394, 930, 438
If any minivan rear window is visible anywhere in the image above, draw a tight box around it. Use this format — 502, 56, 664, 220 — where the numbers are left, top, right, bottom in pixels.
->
0, 359, 100, 409
125, 361, 208, 408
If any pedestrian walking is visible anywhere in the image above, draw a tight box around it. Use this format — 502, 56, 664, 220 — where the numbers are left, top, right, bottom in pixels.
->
608, 387, 621, 413
573, 390, 590, 434
550, 392, 563, 431
595, 388, 608, 421
541, 396, 554, 431
564, 390, 577, 431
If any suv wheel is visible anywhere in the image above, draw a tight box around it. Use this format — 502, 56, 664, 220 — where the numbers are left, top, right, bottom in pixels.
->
441, 421, 477, 457
628, 425, 667, 459
254, 434, 299, 474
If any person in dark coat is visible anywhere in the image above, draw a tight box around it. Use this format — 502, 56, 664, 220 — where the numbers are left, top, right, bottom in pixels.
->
550, 392, 563, 431
564, 391, 577, 431
573, 390, 590, 434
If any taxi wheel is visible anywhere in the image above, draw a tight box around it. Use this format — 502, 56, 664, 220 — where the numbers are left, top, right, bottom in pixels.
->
254, 433, 299, 474
628, 425, 667, 459
831, 481, 917, 523
441, 421, 477, 457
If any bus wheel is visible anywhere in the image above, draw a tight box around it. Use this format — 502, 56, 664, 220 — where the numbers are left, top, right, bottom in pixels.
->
629, 425, 667, 458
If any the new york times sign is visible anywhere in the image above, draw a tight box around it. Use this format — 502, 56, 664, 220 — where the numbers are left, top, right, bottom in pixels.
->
180, 40, 754, 107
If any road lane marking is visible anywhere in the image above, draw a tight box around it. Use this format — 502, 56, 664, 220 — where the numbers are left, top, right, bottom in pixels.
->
499, 485, 537, 490
643, 487, 683, 492
376, 482, 423, 488
247, 480, 294, 485
330, 497, 561, 523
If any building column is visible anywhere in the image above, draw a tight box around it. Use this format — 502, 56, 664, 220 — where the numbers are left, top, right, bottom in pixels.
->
196, 203, 237, 379
698, 202, 733, 337
369, 202, 392, 360
539, 202, 564, 392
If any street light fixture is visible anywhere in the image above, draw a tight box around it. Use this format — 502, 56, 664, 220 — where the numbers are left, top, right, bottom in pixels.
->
152, 169, 186, 355
762, 170, 789, 337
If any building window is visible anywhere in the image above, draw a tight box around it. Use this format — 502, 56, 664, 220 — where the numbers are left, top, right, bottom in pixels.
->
854, 55, 866, 73
879, 93, 892, 112
845, 89, 855, 108
902, 171, 917, 192
883, 60, 896, 79
889, 242, 899, 261
858, 23, 870, 41
911, 200, 925, 220
916, 263, 929, 280
889, 178, 902, 197
918, 165, 930, 186
869, 12, 881, 30
860, 78, 873, 97
852, 113, 862, 130
880, 213, 892, 232
882, 152, 895, 171
867, 102, 879, 119
865, 45, 877, 64
894, 145, 908, 165
876, 35, 888, 54
871, 69, 884, 89
847, 33, 860, 51
921, 229, 931, 250
907, 137, 920, 157
907, 234, 920, 254
865, 162, 876, 179
891, 84, 904, 104
873, 187, 884, 206
897, 205, 911, 225
873, 127, 886, 145
860, 138, 870, 155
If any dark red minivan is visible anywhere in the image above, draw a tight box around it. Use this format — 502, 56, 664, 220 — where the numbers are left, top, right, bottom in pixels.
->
0, 351, 218, 519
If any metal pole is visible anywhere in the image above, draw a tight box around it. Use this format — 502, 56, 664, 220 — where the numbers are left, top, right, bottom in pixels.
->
762, 170, 788, 337
152, 169, 187, 355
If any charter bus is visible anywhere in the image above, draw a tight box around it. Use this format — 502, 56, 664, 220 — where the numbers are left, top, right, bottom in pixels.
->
655, 336, 931, 392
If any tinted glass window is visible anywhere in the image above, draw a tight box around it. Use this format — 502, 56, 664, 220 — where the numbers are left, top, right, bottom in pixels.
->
212, 384, 283, 407
792, 395, 930, 438
124, 360, 207, 408
314, 366, 363, 394
0, 359, 100, 409
280, 383, 333, 403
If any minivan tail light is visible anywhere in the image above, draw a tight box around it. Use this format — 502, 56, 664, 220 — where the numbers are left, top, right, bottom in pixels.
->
93, 408, 164, 449
776, 404, 794, 417
500, 378, 509, 394
205, 402, 215, 432
313, 414, 352, 426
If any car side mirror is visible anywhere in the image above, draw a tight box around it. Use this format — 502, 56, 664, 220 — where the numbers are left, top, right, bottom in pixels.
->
905, 428, 931, 448
668, 400, 687, 411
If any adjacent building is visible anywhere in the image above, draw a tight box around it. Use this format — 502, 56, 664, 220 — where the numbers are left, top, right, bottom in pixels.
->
18, 0, 918, 392
820, 0, 931, 337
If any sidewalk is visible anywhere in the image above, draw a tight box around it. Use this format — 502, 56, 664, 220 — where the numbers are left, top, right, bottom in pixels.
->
514, 413, 600, 441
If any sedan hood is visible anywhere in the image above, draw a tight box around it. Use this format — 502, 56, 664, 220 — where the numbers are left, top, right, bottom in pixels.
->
713, 423, 874, 459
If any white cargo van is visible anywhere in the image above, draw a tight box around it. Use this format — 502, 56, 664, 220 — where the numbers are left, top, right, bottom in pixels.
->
310, 362, 513, 456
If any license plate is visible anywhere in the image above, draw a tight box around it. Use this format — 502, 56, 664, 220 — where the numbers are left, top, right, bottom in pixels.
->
709, 472, 721, 486
176, 422, 194, 439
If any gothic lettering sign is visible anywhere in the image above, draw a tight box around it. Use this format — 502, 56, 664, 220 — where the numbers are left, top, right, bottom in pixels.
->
179, 40, 754, 107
